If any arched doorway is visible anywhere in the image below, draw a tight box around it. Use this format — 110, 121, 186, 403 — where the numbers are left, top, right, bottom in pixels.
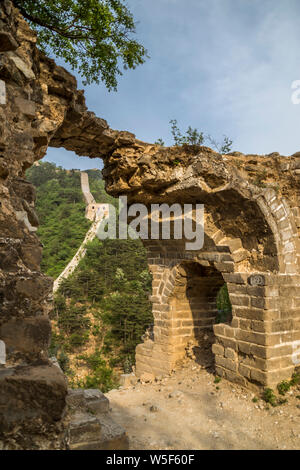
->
169, 261, 230, 369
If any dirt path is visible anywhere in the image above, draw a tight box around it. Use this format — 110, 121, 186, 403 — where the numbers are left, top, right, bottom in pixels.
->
106, 360, 300, 450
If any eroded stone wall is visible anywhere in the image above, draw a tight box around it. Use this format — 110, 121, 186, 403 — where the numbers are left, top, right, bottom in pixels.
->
0, 1, 133, 448
1, 0, 300, 449
102, 144, 300, 390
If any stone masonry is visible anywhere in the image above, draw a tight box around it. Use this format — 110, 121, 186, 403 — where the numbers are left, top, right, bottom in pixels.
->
103, 146, 300, 390
0, 1, 131, 449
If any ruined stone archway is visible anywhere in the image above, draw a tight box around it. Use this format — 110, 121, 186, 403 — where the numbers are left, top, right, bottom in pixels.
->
2, 0, 300, 449
136, 260, 229, 376
104, 151, 300, 390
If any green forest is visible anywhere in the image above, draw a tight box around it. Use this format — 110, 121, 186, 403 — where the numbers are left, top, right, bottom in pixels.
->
26, 161, 230, 392
26, 162, 153, 392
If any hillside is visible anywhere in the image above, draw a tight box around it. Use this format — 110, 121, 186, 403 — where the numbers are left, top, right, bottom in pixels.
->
26, 162, 114, 278
26, 162, 153, 392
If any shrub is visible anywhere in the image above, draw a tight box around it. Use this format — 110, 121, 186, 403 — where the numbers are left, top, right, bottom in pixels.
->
263, 388, 277, 407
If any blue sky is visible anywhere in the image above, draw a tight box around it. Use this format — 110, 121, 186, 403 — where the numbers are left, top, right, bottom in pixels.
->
45, 0, 300, 170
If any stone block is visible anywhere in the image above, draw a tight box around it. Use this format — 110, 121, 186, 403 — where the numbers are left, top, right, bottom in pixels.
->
0, 316, 51, 355
68, 410, 129, 450
223, 369, 247, 387
119, 373, 138, 388
250, 368, 268, 385
0, 32, 18, 52
237, 340, 251, 355
212, 343, 224, 356
227, 238, 242, 253
69, 412, 102, 447
214, 262, 234, 273
231, 250, 249, 263
14, 97, 36, 118
0, 364, 67, 434
231, 294, 250, 307
222, 273, 247, 284
215, 355, 238, 372
83, 389, 110, 414
238, 363, 251, 379
227, 283, 246, 295
225, 347, 237, 360
8, 52, 35, 80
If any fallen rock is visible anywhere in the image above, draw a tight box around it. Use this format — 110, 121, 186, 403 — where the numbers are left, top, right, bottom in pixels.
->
119, 373, 138, 387
140, 372, 155, 384
149, 405, 159, 413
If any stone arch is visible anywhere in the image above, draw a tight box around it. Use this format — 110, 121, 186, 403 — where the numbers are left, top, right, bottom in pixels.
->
3, 0, 300, 449
134, 182, 300, 387
0, 2, 139, 447
162, 261, 228, 368
202, 185, 299, 275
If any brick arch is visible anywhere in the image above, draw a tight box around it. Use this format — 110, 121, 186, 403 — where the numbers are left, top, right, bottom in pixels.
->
255, 189, 299, 274
162, 260, 228, 367
3, 0, 300, 448
206, 186, 299, 275
137, 205, 300, 387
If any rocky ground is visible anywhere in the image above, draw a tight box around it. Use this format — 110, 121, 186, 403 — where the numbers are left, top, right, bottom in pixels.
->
106, 360, 300, 450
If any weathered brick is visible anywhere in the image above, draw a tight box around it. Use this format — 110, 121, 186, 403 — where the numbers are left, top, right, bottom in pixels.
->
238, 363, 251, 379
212, 343, 224, 356
250, 368, 268, 385
225, 347, 237, 360
227, 283, 247, 295
214, 262, 234, 273
230, 294, 250, 307
215, 355, 237, 372
227, 238, 242, 253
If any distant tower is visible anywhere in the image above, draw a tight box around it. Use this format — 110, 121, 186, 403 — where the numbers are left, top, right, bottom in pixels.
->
80, 172, 109, 221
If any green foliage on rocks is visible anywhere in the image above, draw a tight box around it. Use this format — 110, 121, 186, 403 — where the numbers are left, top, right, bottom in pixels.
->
76, 349, 118, 392
56, 238, 153, 370
157, 119, 233, 154
277, 372, 300, 396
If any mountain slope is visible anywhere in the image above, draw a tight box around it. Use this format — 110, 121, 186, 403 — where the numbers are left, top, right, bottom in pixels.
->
26, 161, 153, 391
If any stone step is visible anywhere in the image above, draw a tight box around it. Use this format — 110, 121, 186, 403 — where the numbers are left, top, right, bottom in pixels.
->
67, 388, 129, 450
68, 411, 129, 450
67, 388, 110, 414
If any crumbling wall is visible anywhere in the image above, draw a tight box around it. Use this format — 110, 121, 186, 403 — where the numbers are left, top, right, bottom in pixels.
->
53, 173, 109, 292
1, 0, 300, 449
0, 1, 133, 449
102, 144, 300, 389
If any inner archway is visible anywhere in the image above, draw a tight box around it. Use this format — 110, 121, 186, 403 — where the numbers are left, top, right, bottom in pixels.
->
169, 262, 230, 369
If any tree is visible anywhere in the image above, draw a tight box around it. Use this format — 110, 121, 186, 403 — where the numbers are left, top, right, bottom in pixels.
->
14, 0, 148, 90
170, 119, 204, 146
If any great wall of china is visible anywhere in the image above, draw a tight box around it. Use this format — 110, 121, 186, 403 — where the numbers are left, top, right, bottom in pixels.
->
53, 172, 109, 293
1, 1, 300, 449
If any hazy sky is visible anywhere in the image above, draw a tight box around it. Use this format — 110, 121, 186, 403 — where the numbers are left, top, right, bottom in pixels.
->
45, 0, 300, 170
